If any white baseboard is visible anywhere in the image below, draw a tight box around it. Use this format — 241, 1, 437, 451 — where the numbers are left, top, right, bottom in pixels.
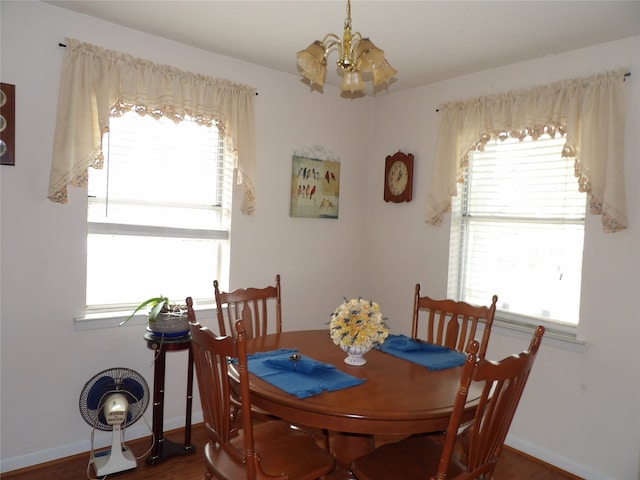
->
0, 413, 204, 474
506, 434, 610, 480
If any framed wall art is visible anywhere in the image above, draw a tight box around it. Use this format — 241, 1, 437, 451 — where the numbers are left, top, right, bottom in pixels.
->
0, 83, 15, 166
290, 146, 340, 219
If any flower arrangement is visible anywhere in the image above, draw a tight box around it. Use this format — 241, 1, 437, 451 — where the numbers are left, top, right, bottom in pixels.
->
330, 298, 389, 350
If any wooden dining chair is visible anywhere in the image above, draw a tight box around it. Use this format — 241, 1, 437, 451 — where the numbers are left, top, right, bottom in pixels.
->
214, 275, 282, 339
210, 284, 332, 450
412, 284, 498, 359
351, 325, 545, 480
189, 318, 335, 480
188, 297, 277, 432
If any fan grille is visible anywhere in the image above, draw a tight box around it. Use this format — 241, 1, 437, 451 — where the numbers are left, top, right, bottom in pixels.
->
79, 367, 149, 431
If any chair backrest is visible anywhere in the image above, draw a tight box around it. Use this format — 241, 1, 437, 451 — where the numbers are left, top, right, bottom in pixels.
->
186, 296, 197, 324
189, 311, 262, 479
436, 325, 545, 480
214, 275, 282, 339
412, 284, 497, 359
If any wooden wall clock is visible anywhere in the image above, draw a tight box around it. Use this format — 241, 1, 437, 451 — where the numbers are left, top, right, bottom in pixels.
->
384, 151, 414, 203
0, 83, 15, 166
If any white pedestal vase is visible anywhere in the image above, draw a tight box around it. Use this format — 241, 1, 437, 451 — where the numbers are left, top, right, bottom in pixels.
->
340, 344, 372, 366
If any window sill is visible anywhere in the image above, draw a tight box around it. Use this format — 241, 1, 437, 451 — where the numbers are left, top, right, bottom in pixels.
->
74, 305, 217, 331
492, 315, 586, 353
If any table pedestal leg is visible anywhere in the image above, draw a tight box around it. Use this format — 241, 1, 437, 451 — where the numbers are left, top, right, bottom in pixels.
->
328, 432, 375, 480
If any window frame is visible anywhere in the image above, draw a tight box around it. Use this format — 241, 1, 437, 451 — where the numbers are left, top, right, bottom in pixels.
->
83, 109, 232, 318
447, 132, 587, 336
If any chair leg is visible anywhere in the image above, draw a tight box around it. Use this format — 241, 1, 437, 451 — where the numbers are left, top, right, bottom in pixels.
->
322, 428, 331, 452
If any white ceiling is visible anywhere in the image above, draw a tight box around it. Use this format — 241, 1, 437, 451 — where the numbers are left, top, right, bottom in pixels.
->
46, 1, 640, 95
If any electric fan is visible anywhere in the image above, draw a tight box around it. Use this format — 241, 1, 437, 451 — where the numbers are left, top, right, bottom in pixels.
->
79, 367, 150, 476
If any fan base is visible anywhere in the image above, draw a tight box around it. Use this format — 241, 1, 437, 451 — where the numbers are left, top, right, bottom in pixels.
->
93, 446, 137, 476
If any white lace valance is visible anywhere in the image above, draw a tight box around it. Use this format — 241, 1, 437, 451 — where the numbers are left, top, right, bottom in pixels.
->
48, 38, 257, 215
427, 68, 629, 233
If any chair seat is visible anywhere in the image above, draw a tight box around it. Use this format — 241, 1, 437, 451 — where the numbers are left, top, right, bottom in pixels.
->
205, 420, 335, 480
351, 435, 466, 480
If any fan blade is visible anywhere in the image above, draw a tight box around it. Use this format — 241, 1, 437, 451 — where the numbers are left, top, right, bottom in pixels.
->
86, 376, 116, 410
121, 377, 145, 404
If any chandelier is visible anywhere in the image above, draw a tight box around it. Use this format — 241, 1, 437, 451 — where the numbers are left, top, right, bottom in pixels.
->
296, 0, 397, 94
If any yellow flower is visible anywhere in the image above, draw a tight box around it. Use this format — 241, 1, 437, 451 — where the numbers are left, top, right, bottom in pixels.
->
330, 298, 389, 350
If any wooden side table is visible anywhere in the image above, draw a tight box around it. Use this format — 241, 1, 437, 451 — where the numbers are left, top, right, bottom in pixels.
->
144, 330, 196, 465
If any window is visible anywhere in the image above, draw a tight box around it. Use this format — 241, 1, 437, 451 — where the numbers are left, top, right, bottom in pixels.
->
447, 132, 587, 328
86, 110, 232, 313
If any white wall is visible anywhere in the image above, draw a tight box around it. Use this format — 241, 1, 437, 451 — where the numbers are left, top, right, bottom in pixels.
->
367, 37, 640, 480
1, 2, 639, 479
0, 0, 371, 472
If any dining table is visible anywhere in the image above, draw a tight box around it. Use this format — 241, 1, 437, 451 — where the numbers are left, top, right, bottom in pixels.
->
240, 330, 483, 480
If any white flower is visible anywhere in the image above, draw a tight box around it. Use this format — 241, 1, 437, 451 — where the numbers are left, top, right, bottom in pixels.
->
330, 298, 389, 350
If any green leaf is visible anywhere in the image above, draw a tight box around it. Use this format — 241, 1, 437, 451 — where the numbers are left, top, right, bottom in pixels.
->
119, 295, 169, 326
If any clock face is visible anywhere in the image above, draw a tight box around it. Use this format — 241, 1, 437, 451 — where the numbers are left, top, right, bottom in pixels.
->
388, 160, 409, 195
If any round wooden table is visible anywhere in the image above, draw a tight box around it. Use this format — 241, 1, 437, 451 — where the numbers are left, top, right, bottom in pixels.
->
243, 330, 481, 479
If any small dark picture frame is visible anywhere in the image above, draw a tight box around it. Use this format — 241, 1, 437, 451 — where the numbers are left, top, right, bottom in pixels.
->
1, 83, 16, 166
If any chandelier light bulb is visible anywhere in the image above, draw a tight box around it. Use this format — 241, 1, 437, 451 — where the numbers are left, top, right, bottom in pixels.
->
341, 70, 365, 93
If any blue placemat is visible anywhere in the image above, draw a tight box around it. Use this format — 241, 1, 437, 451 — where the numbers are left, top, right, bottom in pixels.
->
244, 348, 365, 399
378, 334, 466, 371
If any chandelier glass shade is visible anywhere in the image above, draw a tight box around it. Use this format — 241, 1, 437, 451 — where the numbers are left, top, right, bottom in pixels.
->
296, 0, 397, 93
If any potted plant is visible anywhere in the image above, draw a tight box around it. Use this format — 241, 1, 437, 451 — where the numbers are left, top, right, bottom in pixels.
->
120, 295, 190, 337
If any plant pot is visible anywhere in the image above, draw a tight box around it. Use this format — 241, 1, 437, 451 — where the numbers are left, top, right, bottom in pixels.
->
148, 312, 190, 338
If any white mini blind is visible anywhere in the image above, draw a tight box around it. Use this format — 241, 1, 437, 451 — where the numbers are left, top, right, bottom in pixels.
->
86, 111, 232, 310
88, 111, 231, 233
448, 133, 587, 326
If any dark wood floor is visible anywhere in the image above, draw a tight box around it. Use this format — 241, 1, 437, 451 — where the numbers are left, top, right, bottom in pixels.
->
3, 423, 582, 480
